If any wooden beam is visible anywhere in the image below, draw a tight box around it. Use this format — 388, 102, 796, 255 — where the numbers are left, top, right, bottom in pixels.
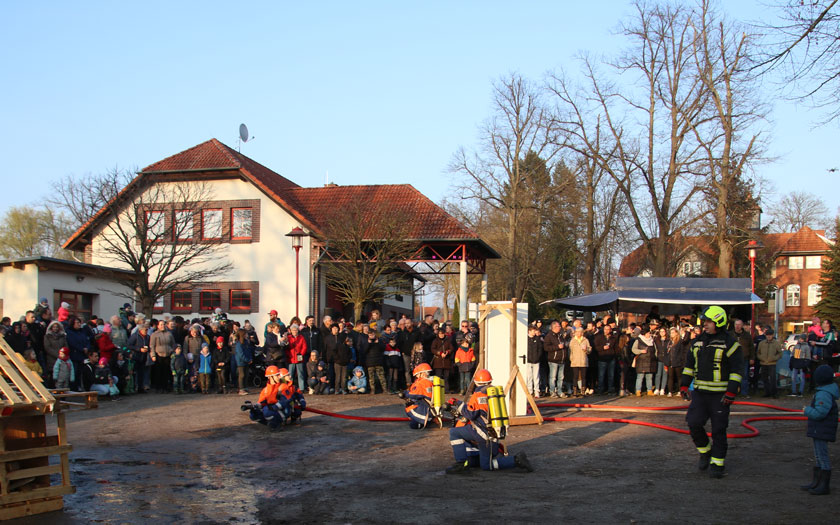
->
509, 298, 517, 416
0, 484, 75, 506
6, 464, 62, 481
0, 445, 72, 463
0, 496, 64, 520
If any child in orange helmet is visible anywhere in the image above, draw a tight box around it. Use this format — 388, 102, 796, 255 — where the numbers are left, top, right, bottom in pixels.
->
399, 363, 434, 429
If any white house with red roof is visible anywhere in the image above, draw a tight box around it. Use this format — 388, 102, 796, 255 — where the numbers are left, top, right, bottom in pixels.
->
63, 139, 496, 325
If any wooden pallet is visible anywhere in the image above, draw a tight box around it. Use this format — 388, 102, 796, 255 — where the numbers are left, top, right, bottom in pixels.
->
0, 336, 75, 519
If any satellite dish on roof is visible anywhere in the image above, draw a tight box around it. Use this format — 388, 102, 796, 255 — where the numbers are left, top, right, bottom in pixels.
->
239, 123, 250, 143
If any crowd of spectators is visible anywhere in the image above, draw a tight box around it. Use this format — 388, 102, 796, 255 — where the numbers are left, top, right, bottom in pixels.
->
2, 297, 836, 402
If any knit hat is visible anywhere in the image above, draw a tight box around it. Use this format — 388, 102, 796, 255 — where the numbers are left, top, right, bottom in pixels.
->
61, 302, 70, 309
216, 336, 225, 344
201, 342, 209, 348
318, 361, 326, 368
39, 297, 48, 304
186, 353, 194, 361
814, 364, 835, 386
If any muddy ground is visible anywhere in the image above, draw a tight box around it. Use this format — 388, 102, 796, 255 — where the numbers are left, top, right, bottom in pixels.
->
8, 391, 839, 524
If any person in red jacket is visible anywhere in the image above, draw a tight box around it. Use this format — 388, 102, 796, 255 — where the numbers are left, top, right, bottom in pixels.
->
285, 324, 309, 391
95, 324, 118, 363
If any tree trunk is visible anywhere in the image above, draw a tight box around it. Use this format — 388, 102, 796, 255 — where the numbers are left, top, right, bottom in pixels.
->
653, 229, 669, 277
716, 176, 732, 278
508, 207, 517, 299
141, 295, 154, 320
354, 302, 364, 323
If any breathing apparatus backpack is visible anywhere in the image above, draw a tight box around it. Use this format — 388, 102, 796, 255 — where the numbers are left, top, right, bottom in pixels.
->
486, 386, 509, 440
431, 376, 445, 414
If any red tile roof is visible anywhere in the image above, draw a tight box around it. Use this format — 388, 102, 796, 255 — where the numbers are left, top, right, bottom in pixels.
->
281, 185, 480, 240
775, 226, 832, 253
65, 139, 488, 255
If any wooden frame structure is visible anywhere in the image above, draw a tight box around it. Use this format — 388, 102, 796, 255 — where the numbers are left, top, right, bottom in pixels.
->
477, 299, 543, 426
0, 337, 75, 520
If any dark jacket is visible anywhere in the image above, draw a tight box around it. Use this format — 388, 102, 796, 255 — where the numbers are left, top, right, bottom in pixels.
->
806, 382, 839, 442
323, 333, 340, 363
593, 332, 618, 361
668, 340, 688, 369
431, 337, 454, 369
654, 337, 668, 364
397, 328, 420, 356
365, 341, 385, 367
81, 360, 97, 390
301, 325, 322, 356
527, 334, 543, 364
234, 341, 254, 368
212, 345, 229, 371
171, 352, 188, 373
65, 326, 91, 362
543, 330, 569, 363
632, 335, 657, 373
94, 365, 112, 385
732, 328, 755, 361
264, 332, 287, 366
333, 334, 352, 366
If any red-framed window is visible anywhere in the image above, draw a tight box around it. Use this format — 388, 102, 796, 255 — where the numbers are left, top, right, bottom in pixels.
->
172, 290, 192, 311
174, 210, 194, 241
230, 289, 252, 310
201, 209, 223, 240
230, 208, 253, 240
200, 290, 221, 311
145, 210, 166, 241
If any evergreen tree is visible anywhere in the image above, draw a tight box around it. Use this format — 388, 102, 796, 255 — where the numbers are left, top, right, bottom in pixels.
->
815, 218, 840, 321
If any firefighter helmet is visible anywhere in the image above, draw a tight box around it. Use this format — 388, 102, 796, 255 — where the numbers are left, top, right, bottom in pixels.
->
700, 306, 727, 328
413, 363, 432, 376
474, 369, 492, 385
265, 365, 280, 377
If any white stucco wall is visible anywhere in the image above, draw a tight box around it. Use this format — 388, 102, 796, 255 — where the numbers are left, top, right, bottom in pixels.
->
37, 269, 133, 322
0, 264, 38, 320
88, 178, 312, 329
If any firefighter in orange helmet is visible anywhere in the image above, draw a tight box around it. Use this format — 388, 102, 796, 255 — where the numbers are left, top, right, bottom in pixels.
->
277, 367, 306, 423
398, 363, 435, 429
243, 365, 286, 431
446, 369, 532, 473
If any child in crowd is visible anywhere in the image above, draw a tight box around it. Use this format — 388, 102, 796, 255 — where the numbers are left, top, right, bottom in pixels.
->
198, 343, 213, 394
312, 361, 332, 395
454, 336, 476, 395
186, 353, 199, 393
365, 331, 386, 394
23, 349, 43, 381
95, 324, 118, 363
112, 351, 130, 393
347, 366, 368, 394
409, 342, 425, 375
171, 345, 188, 394
53, 347, 74, 389
306, 351, 320, 394
92, 357, 120, 400
789, 335, 812, 397
213, 336, 229, 394
123, 349, 136, 394
384, 336, 403, 394
801, 364, 838, 495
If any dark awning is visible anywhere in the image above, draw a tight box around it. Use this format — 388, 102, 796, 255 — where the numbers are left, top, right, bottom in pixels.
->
540, 277, 763, 315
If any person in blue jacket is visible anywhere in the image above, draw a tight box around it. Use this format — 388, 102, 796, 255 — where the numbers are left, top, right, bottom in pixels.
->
234, 329, 254, 395
801, 364, 839, 495
347, 366, 368, 394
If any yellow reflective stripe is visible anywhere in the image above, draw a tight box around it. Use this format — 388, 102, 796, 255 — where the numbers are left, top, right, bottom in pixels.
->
682, 368, 694, 376
710, 457, 725, 466
729, 373, 742, 382
713, 348, 723, 383
697, 444, 711, 454
726, 342, 741, 357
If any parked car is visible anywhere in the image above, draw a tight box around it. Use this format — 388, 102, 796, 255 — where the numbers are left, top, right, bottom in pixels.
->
784, 333, 807, 352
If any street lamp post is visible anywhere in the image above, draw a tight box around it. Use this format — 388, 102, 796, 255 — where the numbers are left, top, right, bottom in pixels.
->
286, 227, 308, 319
747, 239, 764, 337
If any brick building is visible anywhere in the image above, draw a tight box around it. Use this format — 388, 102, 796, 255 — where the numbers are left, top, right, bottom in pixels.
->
618, 226, 834, 332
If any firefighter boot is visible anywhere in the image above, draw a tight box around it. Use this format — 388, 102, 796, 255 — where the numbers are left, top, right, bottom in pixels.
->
801, 466, 820, 491
445, 460, 470, 475
709, 464, 725, 479
515, 452, 534, 472
809, 470, 831, 496
698, 452, 711, 471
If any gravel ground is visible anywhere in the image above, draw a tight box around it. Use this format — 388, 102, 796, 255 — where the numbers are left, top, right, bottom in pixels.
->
6, 391, 839, 524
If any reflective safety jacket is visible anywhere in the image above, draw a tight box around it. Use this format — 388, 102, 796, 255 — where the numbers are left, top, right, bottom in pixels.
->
405, 377, 434, 423
680, 330, 743, 394
454, 386, 493, 441
258, 382, 281, 405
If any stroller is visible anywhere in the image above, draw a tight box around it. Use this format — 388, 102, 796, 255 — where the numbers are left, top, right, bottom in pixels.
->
249, 348, 267, 389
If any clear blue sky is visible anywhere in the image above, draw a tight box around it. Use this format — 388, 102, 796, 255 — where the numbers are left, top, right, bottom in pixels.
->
1, 1, 837, 228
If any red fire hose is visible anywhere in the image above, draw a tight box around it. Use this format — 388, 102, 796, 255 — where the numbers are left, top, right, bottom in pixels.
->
303, 401, 823, 439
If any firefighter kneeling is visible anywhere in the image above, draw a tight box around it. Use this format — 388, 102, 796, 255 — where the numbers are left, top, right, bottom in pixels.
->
445, 369, 533, 474
680, 306, 743, 479
242, 366, 306, 431
399, 363, 443, 429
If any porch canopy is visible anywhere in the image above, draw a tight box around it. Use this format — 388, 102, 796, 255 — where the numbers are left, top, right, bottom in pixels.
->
540, 277, 764, 316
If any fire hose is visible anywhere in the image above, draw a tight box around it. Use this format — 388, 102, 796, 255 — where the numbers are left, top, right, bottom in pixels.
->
303, 401, 829, 439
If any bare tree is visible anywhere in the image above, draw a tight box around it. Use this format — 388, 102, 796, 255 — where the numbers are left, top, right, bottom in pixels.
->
55, 168, 233, 316
0, 206, 76, 259
756, 0, 840, 122
451, 73, 557, 298
318, 199, 419, 322
689, 0, 767, 277
768, 190, 831, 232
551, 3, 709, 277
